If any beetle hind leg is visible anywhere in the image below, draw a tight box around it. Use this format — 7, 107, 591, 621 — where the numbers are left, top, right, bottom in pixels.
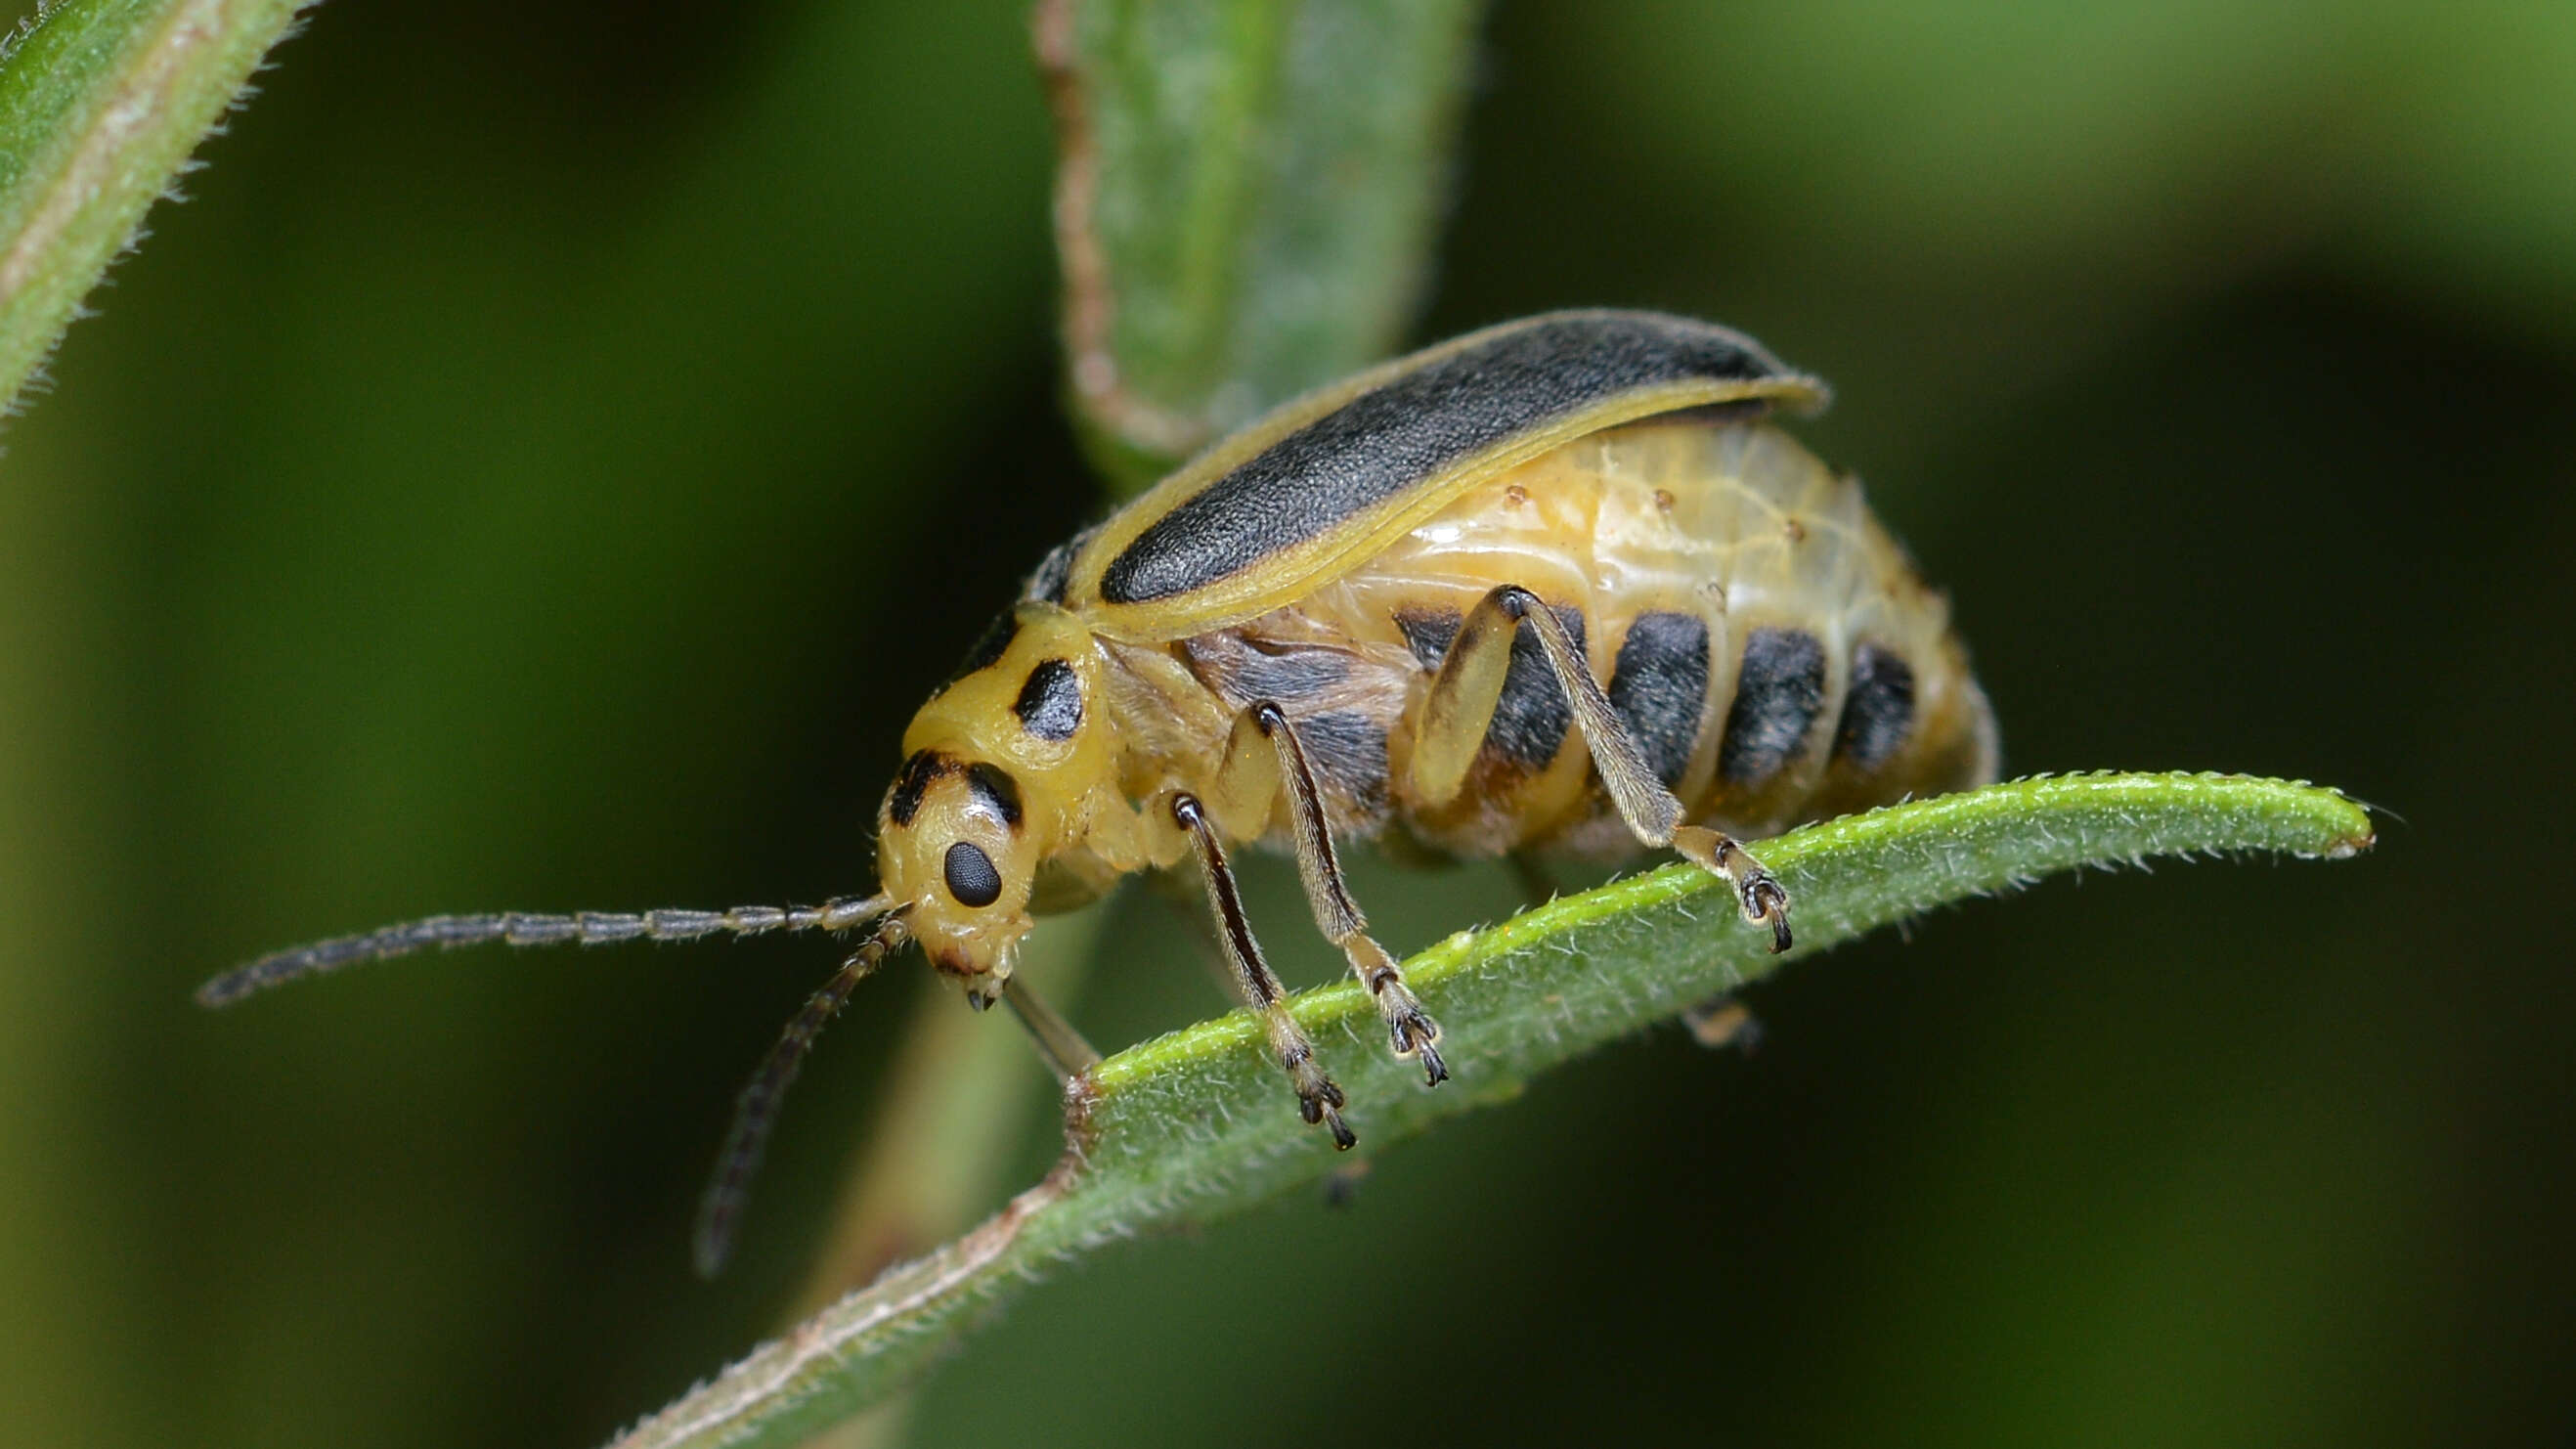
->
1412, 584, 1794, 954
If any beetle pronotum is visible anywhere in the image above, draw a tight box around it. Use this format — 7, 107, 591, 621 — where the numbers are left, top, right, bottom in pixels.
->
202, 311, 1997, 1272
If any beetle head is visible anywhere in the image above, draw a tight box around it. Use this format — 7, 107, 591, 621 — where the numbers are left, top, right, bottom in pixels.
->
873, 749, 1038, 1002
875, 604, 1111, 1003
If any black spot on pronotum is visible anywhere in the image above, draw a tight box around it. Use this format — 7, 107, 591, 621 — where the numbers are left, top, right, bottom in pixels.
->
1394, 607, 1463, 671
965, 763, 1023, 829
1012, 659, 1084, 740
1719, 628, 1825, 785
1833, 642, 1916, 770
1097, 313, 1811, 605
942, 842, 1002, 907
886, 750, 953, 827
1608, 611, 1710, 788
1486, 604, 1587, 768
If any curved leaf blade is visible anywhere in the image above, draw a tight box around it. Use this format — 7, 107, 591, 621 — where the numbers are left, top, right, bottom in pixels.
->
611, 771, 2373, 1448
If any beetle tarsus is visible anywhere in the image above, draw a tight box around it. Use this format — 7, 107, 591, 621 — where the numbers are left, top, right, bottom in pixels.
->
1382, 995, 1448, 1085
1297, 1076, 1358, 1150
1673, 824, 1795, 953
1323, 1106, 1358, 1152
1414, 1037, 1450, 1087
1741, 874, 1793, 953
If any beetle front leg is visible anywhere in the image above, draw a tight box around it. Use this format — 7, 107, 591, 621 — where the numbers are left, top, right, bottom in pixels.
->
1214, 702, 1447, 1086
1413, 584, 1793, 953
1170, 793, 1356, 1149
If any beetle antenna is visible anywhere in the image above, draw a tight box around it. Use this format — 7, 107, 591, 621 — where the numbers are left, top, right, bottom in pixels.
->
196, 894, 894, 1008
693, 905, 913, 1277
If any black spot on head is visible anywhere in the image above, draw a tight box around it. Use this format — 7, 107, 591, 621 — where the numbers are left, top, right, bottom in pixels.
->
1394, 607, 1463, 671
1608, 611, 1710, 789
1719, 628, 1826, 786
965, 763, 1023, 829
1486, 605, 1587, 768
1013, 658, 1084, 740
1833, 643, 1916, 771
887, 750, 953, 827
942, 842, 1002, 907
946, 610, 1018, 686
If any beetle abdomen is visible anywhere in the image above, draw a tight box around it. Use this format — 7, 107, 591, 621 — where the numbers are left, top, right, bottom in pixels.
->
1159, 415, 1996, 857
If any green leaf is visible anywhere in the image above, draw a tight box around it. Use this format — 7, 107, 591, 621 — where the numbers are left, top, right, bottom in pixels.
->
607, 771, 2374, 1449
0, 0, 313, 414
1037, 0, 1488, 491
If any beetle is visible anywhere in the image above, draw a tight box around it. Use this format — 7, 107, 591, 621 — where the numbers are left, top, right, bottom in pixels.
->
200, 310, 1998, 1272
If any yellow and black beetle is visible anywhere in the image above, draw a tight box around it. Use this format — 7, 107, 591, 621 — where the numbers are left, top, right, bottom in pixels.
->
201, 310, 1998, 1271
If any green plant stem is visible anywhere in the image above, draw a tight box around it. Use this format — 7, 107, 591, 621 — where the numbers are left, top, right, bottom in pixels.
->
608, 771, 2374, 1449
1037, 0, 1487, 489
0, 0, 312, 414
782, 909, 1105, 1449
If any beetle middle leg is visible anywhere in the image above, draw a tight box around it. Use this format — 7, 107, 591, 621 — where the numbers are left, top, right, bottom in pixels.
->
1206, 701, 1447, 1086
1413, 584, 1794, 952
1170, 793, 1356, 1149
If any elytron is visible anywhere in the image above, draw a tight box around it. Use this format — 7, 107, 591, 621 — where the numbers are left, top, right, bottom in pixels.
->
202, 310, 1998, 1271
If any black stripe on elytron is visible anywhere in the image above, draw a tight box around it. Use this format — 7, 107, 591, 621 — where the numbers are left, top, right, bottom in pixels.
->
1097, 313, 1801, 605
1012, 658, 1084, 740
1832, 642, 1916, 770
1719, 628, 1826, 786
1607, 611, 1711, 789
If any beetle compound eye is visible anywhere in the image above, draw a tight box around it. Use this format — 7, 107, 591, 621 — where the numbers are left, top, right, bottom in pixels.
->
942, 842, 1002, 907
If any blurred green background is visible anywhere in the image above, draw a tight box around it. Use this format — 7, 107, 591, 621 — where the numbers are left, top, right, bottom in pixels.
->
4, 1, 2571, 1446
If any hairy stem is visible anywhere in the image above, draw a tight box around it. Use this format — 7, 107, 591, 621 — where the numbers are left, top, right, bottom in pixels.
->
0, 0, 313, 413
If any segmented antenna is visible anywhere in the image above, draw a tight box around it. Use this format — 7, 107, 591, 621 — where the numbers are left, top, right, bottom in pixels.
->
693, 906, 914, 1277
196, 896, 891, 1007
